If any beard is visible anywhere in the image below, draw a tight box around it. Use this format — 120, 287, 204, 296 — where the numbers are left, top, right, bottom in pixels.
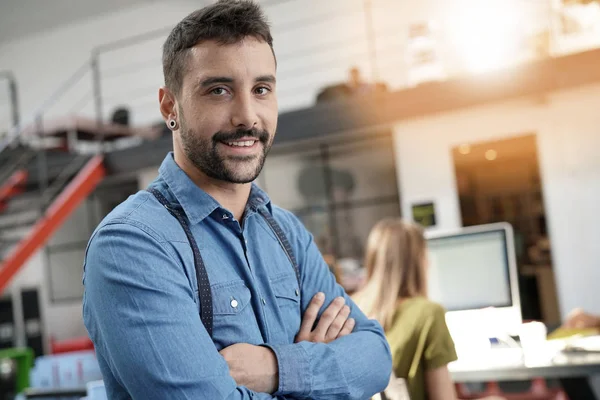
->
178, 115, 272, 184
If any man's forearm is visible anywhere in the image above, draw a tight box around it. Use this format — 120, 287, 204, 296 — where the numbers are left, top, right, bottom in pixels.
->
266, 331, 392, 400
221, 344, 279, 394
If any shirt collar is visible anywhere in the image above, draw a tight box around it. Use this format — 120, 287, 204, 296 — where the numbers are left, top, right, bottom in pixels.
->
158, 152, 272, 224
247, 182, 273, 214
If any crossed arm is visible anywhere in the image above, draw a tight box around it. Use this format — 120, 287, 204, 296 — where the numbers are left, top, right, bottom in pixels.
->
220, 292, 356, 393
83, 222, 391, 399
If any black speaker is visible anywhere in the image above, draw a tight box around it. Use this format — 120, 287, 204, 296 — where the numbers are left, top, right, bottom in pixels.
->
21, 289, 43, 357
0, 298, 14, 350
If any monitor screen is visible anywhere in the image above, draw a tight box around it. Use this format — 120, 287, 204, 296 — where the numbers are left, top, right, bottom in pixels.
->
426, 229, 513, 312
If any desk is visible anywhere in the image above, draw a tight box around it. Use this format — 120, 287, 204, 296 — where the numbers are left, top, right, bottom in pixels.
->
450, 350, 600, 399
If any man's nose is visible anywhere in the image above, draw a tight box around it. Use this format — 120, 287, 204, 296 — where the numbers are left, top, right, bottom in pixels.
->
231, 93, 258, 129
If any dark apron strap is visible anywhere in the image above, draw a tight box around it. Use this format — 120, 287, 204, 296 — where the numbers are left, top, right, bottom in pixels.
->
148, 187, 300, 338
257, 208, 301, 295
148, 188, 213, 338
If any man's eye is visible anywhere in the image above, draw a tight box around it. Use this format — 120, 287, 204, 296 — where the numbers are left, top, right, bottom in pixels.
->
255, 87, 271, 95
211, 87, 227, 95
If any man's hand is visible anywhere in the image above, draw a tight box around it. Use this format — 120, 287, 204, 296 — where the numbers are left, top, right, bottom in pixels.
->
295, 292, 355, 343
219, 343, 278, 393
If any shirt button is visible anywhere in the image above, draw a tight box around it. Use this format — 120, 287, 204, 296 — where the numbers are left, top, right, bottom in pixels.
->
261, 298, 266, 305
222, 214, 229, 220
295, 289, 299, 297
230, 299, 238, 308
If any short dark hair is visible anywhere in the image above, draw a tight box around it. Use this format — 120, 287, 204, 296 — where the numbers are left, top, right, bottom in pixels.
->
162, 0, 274, 96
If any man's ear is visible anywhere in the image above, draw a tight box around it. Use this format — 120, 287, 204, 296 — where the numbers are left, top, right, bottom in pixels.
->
158, 86, 177, 122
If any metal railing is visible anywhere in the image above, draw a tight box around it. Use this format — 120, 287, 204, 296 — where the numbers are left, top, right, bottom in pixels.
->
0, 71, 19, 130
0, 60, 96, 237
0, 61, 93, 156
0, 71, 20, 153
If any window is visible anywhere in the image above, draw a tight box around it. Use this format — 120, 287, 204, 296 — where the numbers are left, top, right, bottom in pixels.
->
260, 132, 400, 264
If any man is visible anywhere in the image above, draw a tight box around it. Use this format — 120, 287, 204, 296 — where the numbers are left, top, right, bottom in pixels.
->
82, 1, 392, 399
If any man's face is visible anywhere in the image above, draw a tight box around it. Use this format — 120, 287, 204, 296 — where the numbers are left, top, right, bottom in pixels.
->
176, 37, 277, 184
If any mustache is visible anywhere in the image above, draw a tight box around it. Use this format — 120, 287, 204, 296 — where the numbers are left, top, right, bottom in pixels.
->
213, 128, 270, 144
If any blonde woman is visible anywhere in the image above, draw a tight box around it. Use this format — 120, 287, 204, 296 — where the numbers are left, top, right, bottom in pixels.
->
353, 218, 504, 400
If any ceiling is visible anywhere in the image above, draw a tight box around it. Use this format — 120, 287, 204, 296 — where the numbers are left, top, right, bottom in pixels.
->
0, 0, 157, 45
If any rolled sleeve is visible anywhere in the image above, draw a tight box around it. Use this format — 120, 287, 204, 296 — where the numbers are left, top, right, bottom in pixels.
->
263, 343, 311, 397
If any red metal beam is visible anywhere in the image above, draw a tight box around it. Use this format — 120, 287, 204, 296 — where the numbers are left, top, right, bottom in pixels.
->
0, 156, 105, 293
0, 170, 28, 204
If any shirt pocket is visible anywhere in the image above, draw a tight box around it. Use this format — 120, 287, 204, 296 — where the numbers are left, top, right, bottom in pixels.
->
209, 280, 261, 349
212, 280, 252, 315
270, 274, 301, 342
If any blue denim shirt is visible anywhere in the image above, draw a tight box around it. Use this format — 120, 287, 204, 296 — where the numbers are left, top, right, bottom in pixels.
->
83, 153, 391, 399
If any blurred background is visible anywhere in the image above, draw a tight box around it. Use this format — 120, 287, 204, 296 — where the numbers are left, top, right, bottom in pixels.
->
0, 0, 599, 398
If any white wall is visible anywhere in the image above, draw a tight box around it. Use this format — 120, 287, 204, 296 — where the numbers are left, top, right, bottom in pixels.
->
394, 83, 600, 319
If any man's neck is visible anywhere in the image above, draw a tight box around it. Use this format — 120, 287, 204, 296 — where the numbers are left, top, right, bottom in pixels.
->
175, 153, 251, 221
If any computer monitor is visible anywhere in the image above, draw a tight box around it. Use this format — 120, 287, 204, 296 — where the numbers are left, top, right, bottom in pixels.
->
425, 222, 522, 336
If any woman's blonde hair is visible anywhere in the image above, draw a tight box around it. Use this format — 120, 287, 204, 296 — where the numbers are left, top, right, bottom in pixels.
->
353, 218, 428, 331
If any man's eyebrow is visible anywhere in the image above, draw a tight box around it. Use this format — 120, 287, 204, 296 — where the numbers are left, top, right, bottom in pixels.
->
255, 75, 276, 84
200, 76, 234, 87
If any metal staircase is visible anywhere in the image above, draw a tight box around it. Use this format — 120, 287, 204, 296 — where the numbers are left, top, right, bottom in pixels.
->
0, 148, 105, 293
0, 68, 111, 293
